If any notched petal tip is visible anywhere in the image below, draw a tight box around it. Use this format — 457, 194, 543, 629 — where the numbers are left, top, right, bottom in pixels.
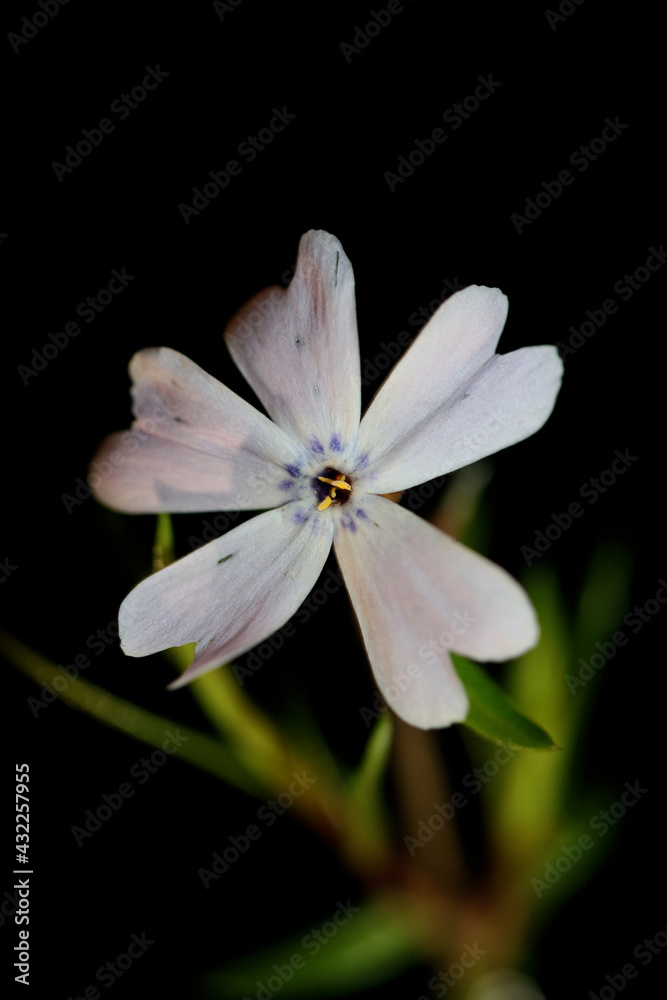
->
223, 229, 360, 447
480, 588, 540, 663
395, 676, 470, 731
335, 494, 542, 731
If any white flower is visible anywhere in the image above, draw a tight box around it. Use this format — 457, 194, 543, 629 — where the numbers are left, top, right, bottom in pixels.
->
92, 230, 563, 729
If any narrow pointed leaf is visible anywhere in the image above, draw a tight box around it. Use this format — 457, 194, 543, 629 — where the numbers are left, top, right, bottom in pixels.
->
203, 896, 423, 998
575, 543, 632, 655
346, 712, 394, 861
2, 628, 261, 795
454, 654, 556, 749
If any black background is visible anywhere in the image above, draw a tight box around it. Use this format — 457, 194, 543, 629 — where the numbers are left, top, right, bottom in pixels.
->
3, 2, 664, 998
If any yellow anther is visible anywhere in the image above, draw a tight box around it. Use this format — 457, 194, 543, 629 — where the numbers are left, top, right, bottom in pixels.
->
317, 476, 351, 491
317, 495, 333, 511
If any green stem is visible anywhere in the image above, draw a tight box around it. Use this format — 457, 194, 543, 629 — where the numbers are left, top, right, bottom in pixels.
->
2, 628, 260, 795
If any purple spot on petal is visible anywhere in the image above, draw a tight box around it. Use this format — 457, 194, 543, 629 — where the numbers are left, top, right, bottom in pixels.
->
310, 438, 324, 455
357, 453, 369, 470
292, 510, 309, 525
355, 508, 368, 520
278, 479, 294, 492
284, 464, 301, 478
342, 514, 357, 532
329, 434, 342, 452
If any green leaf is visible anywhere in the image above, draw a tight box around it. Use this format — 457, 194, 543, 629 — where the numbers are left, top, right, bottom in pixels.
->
1, 628, 261, 796
202, 895, 423, 998
345, 713, 394, 863
575, 542, 632, 660
527, 814, 614, 919
487, 567, 571, 860
151, 515, 332, 799
167, 643, 300, 793
454, 654, 556, 750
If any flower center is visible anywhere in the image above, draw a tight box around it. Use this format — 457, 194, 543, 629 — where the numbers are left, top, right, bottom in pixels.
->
313, 467, 352, 510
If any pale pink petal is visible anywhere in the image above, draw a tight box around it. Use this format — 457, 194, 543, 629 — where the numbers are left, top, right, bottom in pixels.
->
358, 346, 563, 495
91, 347, 305, 513
355, 286, 563, 494
334, 496, 538, 729
225, 230, 360, 457
118, 503, 334, 687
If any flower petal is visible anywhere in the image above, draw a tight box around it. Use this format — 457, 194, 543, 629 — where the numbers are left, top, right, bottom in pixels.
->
334, 496, 538, 729
118, 503, 334, 687
225, 230, 360, 456
91, 347, 305, 513
355, 286, 563, 494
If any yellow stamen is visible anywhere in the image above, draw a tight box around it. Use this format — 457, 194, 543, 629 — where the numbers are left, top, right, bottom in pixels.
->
317, 476, 351, 491
317, 495, 333, 511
